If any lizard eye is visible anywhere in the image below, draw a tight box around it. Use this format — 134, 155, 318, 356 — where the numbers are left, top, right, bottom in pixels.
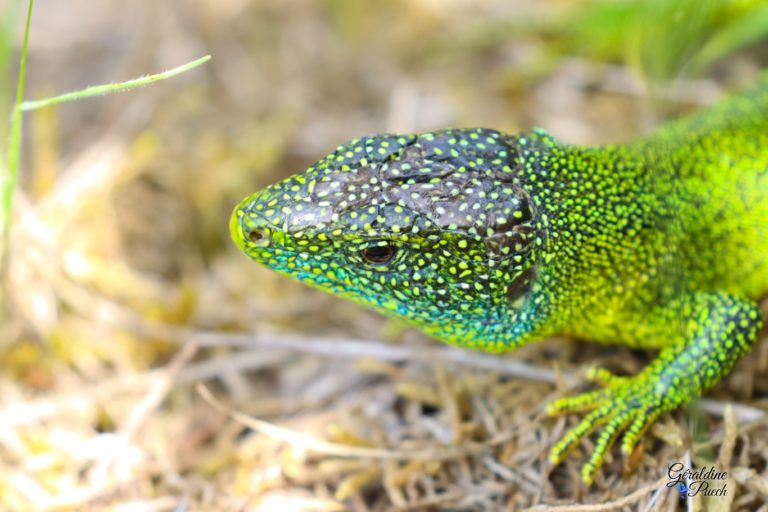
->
360, 244, 397, 265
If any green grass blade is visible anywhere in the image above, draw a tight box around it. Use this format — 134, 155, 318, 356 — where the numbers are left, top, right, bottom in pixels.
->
689, 5, 768, 73
0, 1, 20, 159
19, 55, 212, 112
2, 0, 33, 250
0, 0, 31, 313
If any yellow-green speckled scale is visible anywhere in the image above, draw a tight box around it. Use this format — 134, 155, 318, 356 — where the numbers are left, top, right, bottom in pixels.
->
231, 78, 768, 484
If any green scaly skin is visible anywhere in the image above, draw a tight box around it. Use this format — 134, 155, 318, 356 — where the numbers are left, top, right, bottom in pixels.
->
231, 79, 768, 484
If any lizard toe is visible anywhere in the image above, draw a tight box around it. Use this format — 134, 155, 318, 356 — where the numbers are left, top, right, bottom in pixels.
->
620, 407, 662, 456
546, 388, 610, 415
549, 401, 613, 465
586, 366, 628, 387
580, 406, 634, 484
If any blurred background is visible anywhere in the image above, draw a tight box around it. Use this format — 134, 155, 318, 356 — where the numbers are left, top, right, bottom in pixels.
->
2, 0, 768, 510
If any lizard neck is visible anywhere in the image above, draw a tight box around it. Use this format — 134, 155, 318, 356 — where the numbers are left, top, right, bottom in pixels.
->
503, 130, 654, 345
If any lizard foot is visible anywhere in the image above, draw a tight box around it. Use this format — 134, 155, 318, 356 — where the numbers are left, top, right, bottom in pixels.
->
547, 367, 662, 485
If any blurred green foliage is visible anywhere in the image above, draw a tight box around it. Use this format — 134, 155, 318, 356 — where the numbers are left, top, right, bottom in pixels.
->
428, 0, 768, 87
567, 0, 768, 82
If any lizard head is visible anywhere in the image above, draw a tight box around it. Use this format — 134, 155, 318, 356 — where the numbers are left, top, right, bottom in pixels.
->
231, 128, 543, 350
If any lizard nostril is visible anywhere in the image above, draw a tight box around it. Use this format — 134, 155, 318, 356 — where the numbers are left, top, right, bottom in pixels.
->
248, 229, 265, 243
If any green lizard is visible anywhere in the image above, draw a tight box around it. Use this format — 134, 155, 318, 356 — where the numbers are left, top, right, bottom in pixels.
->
230, 79, 768, 484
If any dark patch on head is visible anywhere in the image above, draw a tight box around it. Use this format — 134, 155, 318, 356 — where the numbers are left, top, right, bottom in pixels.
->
240, 127, 538, 267
485, 224, 535, 262
371, 129, 537, 263
506, 267, 536, 304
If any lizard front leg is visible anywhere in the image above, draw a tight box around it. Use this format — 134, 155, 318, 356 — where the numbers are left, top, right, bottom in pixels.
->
547, 292, 763, 484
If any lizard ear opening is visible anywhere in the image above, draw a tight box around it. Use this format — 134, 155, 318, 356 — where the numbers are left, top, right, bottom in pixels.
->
506, 267, 536, 306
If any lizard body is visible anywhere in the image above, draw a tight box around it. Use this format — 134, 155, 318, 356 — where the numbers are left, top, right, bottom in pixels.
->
231, 79, 768, 483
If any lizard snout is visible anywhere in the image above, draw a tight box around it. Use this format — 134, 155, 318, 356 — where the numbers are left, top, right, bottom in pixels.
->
230, 196, 275, 252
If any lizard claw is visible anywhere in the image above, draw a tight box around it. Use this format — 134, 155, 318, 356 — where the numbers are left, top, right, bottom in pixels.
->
547, 369, 663, 485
